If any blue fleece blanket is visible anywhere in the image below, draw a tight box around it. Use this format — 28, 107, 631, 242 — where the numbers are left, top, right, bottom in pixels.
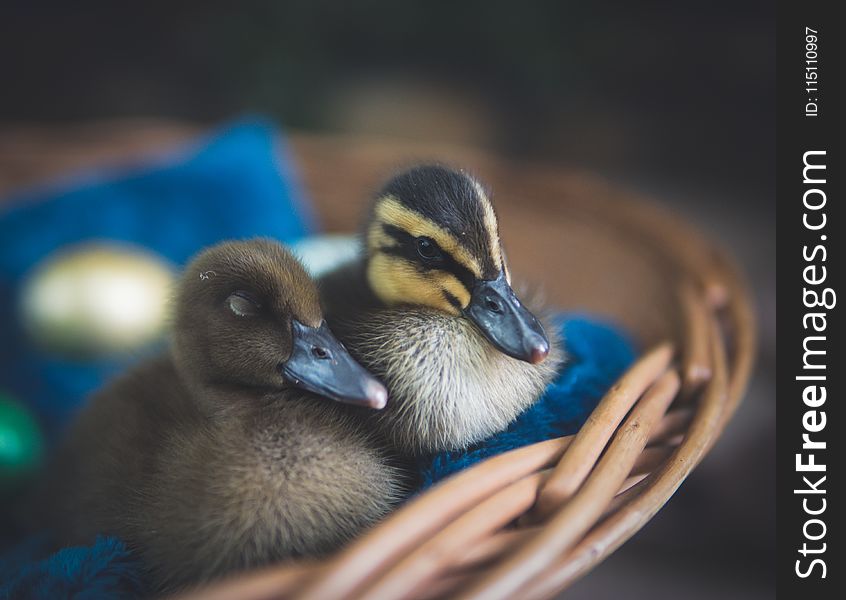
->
0, 121, 635, 598
0, 119, 313, 435
0, 536, 142, 600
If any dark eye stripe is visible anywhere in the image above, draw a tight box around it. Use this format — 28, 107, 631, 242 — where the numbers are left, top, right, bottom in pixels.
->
381, 223, 477, 289
380, 167, 501, 277
442, 289, 463, 310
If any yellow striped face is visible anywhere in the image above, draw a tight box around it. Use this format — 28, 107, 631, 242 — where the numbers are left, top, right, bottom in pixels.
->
365, 173, 506, 315
367, 253, 470, 315
363, 166, 552, 365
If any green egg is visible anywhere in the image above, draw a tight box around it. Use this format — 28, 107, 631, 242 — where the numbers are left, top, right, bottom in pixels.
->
0, 392, 45, 492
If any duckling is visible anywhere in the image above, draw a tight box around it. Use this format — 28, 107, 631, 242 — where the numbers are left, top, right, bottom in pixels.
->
45, 239, 402, 591
320, 166, 564, 455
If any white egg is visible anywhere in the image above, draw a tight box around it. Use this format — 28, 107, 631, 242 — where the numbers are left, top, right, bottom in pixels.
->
290, 234, 361, 277
19, 244, 175, 357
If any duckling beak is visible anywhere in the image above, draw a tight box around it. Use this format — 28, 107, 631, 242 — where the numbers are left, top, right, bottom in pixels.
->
464, 271, 550, 364
280, 320, 388, 409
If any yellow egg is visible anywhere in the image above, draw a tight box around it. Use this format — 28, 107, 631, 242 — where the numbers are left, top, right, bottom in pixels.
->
19, 244, 175, 357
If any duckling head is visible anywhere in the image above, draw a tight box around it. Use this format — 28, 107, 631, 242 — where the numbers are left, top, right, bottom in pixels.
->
172, 239, 387, 409
365, 165, 550, 364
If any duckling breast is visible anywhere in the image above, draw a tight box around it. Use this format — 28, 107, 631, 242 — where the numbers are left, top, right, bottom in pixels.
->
131, 397, 405, 590
338, 309, 563, 455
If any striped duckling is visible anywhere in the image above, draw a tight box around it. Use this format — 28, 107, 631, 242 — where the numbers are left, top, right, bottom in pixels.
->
320, 166, 564, 455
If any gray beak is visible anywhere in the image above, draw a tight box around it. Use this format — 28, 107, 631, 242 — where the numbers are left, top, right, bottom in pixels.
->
280, 320, 388, 409
464, 271, 550, 364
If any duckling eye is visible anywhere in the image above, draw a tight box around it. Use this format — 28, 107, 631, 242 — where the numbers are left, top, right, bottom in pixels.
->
226, 291, 260, 318
416, 237, 442, 262
484, 296, 503, 313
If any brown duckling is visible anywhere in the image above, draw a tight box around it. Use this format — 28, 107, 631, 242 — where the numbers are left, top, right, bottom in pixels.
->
45, 239, 402, 591
320, 165, 564, 455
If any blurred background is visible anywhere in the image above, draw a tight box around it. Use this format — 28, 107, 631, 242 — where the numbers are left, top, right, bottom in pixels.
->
1, 1, 774, 598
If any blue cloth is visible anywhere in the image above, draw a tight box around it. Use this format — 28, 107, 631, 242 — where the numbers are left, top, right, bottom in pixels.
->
0, 118, 313, 599
0, 536, 142, 600
416, 316, 635, 487
0, 119, 313, 434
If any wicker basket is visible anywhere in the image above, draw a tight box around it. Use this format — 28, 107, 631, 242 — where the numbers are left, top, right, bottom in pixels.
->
0, 122, 756, 600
